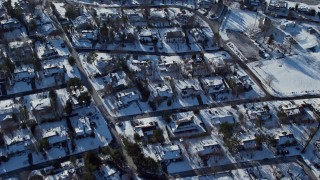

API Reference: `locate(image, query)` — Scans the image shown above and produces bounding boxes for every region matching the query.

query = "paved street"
[170,155,317,179]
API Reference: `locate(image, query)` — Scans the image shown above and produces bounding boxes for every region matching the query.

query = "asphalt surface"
[171,155,317,179]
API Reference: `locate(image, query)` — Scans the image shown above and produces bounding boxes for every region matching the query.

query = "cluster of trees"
[38,138,50,152]
[49,90,57,113]
[68,56,76,66]
[87,52,98,64]
[0,58,15,77]
[78,91,91,106]
[67,77,83,93]
[65,6,81,20]
[99,24,116,42]
[3,0,23,22]
[123,139,160,175]
[219,122,241,153]
[83,151,102,180]
[101,147,125,168]
[136,80,150,102]
[277,110,289,124]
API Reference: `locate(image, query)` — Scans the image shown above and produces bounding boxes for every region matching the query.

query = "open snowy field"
[220,6,260,41]
[249,53,320,96]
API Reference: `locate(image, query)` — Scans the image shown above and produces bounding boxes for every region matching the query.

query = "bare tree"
[247,23,260,37]
[265,74,275,86]
[287,37,296,53]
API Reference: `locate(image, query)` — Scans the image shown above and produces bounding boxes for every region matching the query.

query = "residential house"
[208,57,229,74]
[158,59,180,75]
[242,136,258,150]
[8,40,34,64]
[267,0,288,17]
[247,104,272,121]
[3,129,31,157]
[276,132,296,146]
[40,126,68,147]
[0,102,18,128]
[38,42,60,60]
[199,0,214,9]
[68,95,82,111]
[133,120,159,138]
[31,97,56,123]
[100,164,121,179]
[130,59,153,78]
[127,13,145,26]
[116,89,140,108]
[165,31,185,43]
[71,11,94,30]
[73,116,93,139]
[184,57,211,77]
[13,67,36,83]
[280,104,305,119]
[80,30,98,42]
[243,0,260,11]
[94,57,117,75]
[200,76,229,98]
[102,71,128,91]
[204,109,235,125]
[168,113,206,137]
[0,18,21,31]
[155,144,183,163]
[52,3,69,25]
[148,81,173,102]
[43,64,65,78]
[149,10,170,27]
[30,7,56,35]
[139,30,157,45]
[175,79,203,98]
[197,140,223,158]
[205,51,232,74]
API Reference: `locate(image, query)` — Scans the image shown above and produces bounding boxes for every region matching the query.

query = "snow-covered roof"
[42,126,68,145]
[71,12,92,29]
[3,129,31,154]
[31,98,51,111]
[101,164,118,178]
[102,71,128,88]
[52,3,67,18]
[197,140,222,156]
[13,68,35,81]
[0,18,20,26]
[242,136,257,149]
[116,90,140,107]
[169,113,204,135]
[268,0,287,8]
[150,10,166,19]
[43,65,65,77]
[0,100,17,122]
[277,132,295,145]
[200,76,226,94]
[203,108,235,125]
[149,82,173,99]
[175,79,202,97]
[158,144,182,161]
[74,116,92,136]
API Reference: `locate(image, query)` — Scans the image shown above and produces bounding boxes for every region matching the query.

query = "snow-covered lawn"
[249,53,320,96]
[220,7,260,41]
